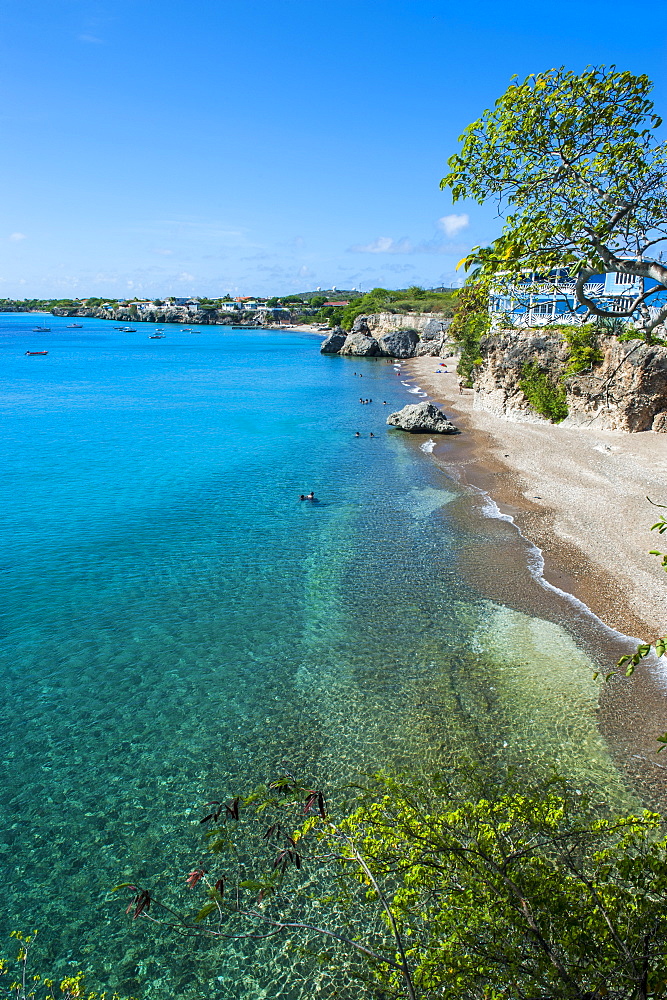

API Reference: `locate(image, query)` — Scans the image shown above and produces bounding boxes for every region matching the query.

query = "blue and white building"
[489,270,644,327]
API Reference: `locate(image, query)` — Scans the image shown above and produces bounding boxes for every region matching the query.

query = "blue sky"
[2,0,666,298]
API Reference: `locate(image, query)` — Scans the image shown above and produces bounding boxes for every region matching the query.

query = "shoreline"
[405,354,667,807]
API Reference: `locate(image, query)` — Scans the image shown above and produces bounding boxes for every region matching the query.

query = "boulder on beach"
[320,327,348,354]
[377,329,419,358]
[340,332,380,357]
[387,401,459,434]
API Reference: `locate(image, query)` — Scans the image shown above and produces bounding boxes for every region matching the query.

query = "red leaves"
[304,790,326,819]
[125,888,151,919]
[185,869,207,889]
[200,797,240,824]
[274,836,301,873]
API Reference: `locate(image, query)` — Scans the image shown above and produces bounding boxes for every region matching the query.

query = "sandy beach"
[407,353,667,805]
[408,354,667,637]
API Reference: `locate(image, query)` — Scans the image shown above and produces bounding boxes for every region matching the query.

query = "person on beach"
[458,378,465,394]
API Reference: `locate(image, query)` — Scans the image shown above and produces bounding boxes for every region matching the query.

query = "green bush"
[562,324,603,376]
[519,361,568,422]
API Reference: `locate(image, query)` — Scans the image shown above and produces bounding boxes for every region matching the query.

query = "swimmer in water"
[355,431,360,437]
[370,432,375,438]
[306,491,315,500]
[299,495,306,500]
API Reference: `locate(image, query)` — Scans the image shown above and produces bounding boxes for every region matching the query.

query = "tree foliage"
[0,931,132,1000]
[119,769,667,1000]
[442,66,667,338]
[448,283,490,385]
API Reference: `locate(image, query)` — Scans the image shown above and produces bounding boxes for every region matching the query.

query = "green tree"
[448,283,489,385]
[118,769,667,1000]
[442,66,667,340]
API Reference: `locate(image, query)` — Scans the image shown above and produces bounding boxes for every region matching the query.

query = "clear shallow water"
[1,315,634,998]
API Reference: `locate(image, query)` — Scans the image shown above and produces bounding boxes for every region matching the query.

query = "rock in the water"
[387,401,458,434]
[320,327,347,354]
[340,332,380,357]
[377,329,419,358]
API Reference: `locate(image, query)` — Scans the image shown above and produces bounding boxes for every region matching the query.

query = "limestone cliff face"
[473,329,667,432]
[321,312,453,359]
[354,312,452,340]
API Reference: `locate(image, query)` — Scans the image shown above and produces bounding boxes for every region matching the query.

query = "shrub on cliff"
[519,361,569,422]
[562,325,604,377]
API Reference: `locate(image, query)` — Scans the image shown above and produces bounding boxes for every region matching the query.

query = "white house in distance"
[490,270,644,327]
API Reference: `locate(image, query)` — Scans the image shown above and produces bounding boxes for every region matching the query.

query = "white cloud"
[9,232,26,241]
[179,272,195,281]
[438,214,469,238]
[350,236,413,254]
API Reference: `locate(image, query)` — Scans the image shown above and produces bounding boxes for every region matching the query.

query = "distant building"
[323,301,349,307]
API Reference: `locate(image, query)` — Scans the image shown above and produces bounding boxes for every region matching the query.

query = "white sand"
[408,355,667,637]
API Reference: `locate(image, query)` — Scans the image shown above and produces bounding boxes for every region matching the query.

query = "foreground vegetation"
[0,932,131,1000]
[117,766,667,999]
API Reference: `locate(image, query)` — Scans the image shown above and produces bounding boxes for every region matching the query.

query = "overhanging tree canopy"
[442,66,667,337]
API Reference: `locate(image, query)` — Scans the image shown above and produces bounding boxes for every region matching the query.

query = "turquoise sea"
[0,314,636,998]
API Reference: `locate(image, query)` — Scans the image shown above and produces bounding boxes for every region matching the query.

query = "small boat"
[66,323,83,328]
[32,326,51,332]
[180,328,192,332]
[120,327,137,332]
[26,350,48,355]
[148,333,165,339]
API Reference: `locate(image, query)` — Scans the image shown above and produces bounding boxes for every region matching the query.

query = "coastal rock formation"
[320,327,348,354]
[387,401,459,434]
[339,332,380,357]
[473,329,667,432]
[322,312,453,359]
[49,304,270,327]
[376,329,420,358]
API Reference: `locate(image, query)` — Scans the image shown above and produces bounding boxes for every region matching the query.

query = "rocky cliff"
[321,312,453,359]
[50,305,267,326]
[473,328,667,432]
